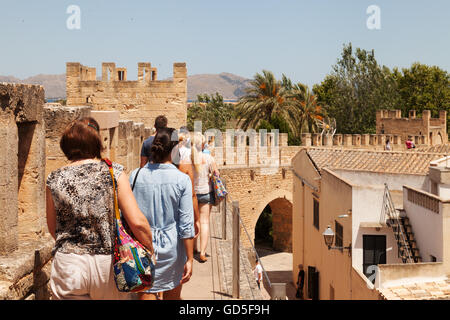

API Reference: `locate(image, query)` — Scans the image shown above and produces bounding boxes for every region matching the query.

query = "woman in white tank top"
[190,133,219,262]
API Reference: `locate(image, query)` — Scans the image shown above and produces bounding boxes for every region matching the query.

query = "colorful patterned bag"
[103,159,156,293]
[211,171,228,205]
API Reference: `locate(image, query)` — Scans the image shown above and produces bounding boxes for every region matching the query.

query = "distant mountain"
[0,74,66,99]
[186,72,251,100]
[0,72,251,100]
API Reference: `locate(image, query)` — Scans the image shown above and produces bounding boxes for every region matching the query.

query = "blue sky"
[0,0,449,87]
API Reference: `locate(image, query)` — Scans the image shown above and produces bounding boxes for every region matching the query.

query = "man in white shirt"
[254,259,263,290]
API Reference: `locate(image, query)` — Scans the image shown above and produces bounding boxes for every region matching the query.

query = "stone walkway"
[256,247,298,300]
[182,202,269,300]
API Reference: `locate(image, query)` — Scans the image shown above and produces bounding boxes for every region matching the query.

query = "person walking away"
[385,138,391,151]
[254,259,263,290]
[130,127,195,300]
[405,137,416,150]
[140,115,168,167]
[177,127,191,161]
[296,264,305,299]
[189,132,220,263]
[174,129,200,249]
[46,117,154,300]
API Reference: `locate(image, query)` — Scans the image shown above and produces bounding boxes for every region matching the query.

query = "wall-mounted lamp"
[322,225,352,256]
[338,209,352,219]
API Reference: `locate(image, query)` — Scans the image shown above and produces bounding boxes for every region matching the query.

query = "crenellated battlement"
[202,131,301,168]
[66,61,188,130]
[300,132,430,150]
[376,109,447,146]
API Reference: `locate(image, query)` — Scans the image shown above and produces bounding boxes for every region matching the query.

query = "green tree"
[393,63,450,131]
[313,43,401,134]
[187,93,235,132]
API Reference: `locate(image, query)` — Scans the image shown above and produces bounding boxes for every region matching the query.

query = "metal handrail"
[223,186,273,289]
[382,184,414,263]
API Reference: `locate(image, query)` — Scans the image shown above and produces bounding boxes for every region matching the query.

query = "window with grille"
[313,199,319,230]
[335,221,343,250]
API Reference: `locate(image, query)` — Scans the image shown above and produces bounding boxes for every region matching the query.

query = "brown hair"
[60,117,104,161]
[150,127,179,163]
[154,115,168,131]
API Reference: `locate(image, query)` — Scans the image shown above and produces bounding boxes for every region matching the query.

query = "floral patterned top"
[46,161,123,256]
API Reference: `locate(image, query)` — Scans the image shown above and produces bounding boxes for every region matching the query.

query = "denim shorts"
[197,191,215,204]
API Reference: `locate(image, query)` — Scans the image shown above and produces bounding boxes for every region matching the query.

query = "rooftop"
[305,147,447,175]
[378,279,450,300]
[416,143,450,154]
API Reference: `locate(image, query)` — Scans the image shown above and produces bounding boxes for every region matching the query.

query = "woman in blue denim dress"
[130,127,195,300]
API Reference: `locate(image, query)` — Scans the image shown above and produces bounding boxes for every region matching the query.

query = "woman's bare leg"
[162,284,183,300]
[138,292,159,300]
[199,203,212,256]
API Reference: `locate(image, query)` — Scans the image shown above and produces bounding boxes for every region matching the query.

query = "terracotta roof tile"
[416,144,450,154]
[306,147,446,175]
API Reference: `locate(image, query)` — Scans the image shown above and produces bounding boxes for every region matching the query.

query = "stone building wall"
[66,62,187,130]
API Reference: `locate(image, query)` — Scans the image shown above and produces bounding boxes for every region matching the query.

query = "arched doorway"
[255,204,273,249]
[438,132,444,145]
[254,197,293,252]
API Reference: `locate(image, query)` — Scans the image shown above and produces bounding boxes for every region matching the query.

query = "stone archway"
[218,166,294,251]
[252,189,293,253]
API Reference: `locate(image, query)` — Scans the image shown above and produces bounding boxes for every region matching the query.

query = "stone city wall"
[0,85,153,300]
[220,166,293,252]
[1,83,302,298]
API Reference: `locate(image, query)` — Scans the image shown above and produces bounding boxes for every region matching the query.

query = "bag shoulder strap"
[131,168,142,191]
[102,158,120,220]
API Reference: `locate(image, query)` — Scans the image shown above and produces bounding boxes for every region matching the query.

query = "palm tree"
[236,70,299,132]
[285,83,324,135]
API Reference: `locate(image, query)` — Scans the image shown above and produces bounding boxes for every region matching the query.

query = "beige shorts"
[50,251,132,300]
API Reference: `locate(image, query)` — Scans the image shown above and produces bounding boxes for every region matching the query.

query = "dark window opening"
[335,221,343,250]
[431,255,437,262]
[363,235,386,283]
[313,198,319,230]
[118,71,125,81]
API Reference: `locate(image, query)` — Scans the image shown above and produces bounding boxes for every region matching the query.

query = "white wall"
[438,183,450,199]
[403,188,443,262]
[334,170,429,192]
[351,185,403,276]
